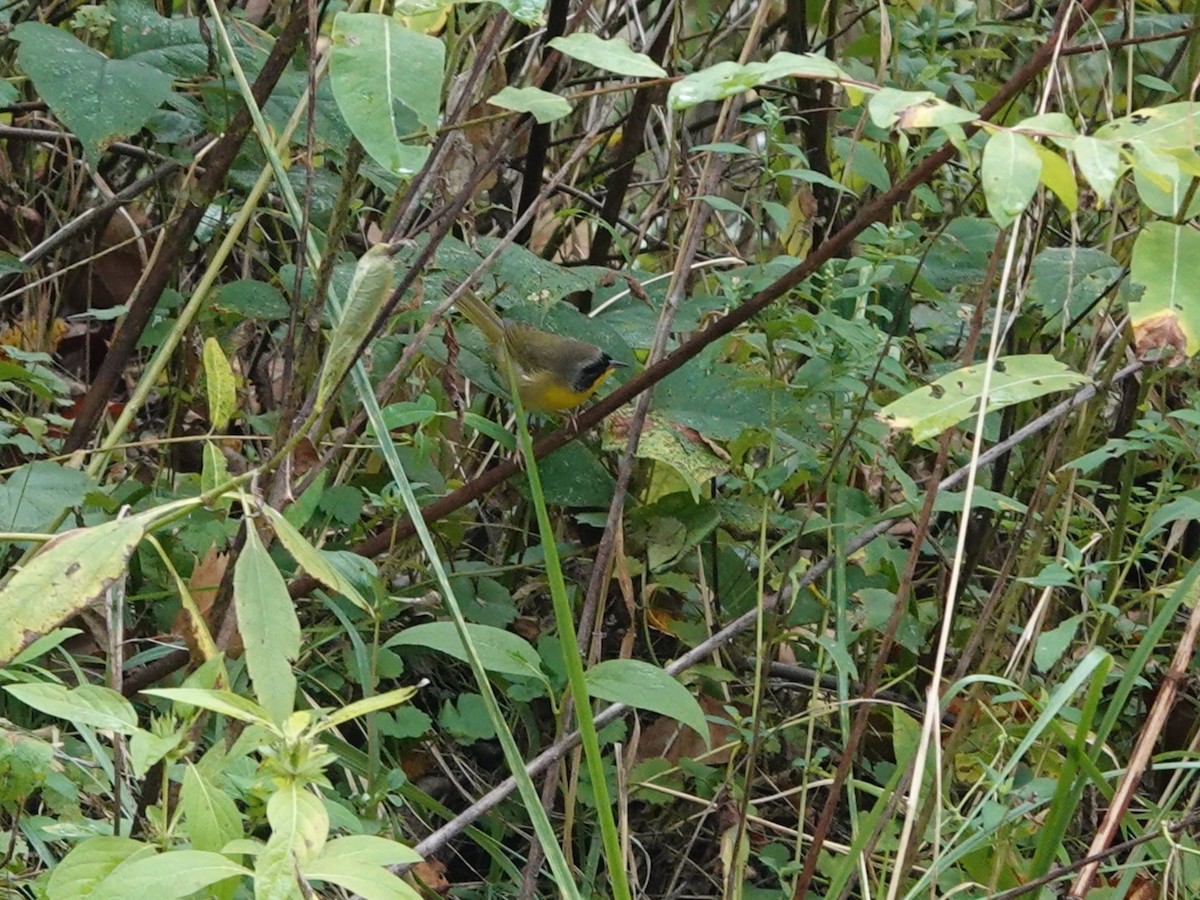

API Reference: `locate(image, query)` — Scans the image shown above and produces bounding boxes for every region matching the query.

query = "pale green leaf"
[142,688,272,725]
[0,516,144,665]
[1095,101,1200,150]
[316,244,396,410]
[548,33,666,78]
[489,86,572,124]
[314,835,422,867]
[201,441,231,498]
[94,850,250,898]
[314,686,421,734]
[234,522,300,724]
[203,337,237,431]
[267,783,329,865]
[1072,135,1122,202]
[181,764,244,853]
[980,131,1042,226]
[867,87,935,129]
[1034,616,1081,672]
[253,830,301,900]
[478,0,545,25]
[46,837,154,899]
[4,682,138,734]
[0,461,95,532]
[259,505,370,613]
[128,727,181,777]
[877,355,1089,443]
[302,857,423,900]
[668,53,846,111]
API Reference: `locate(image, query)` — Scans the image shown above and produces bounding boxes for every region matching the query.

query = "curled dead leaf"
[1132,311,1188,367]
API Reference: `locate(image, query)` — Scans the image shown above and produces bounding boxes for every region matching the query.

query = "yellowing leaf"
[0,517,145,665]
[878,355,1089,443]
[202,337,237,431]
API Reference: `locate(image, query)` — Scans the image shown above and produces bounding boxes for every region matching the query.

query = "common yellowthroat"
[454,292,625,413]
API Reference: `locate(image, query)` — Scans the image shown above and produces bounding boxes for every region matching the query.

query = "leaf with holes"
[877,355,1089,443]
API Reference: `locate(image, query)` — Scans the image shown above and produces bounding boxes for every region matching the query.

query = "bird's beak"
[608,360,628,369]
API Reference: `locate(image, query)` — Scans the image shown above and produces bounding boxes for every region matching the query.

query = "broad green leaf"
[655,357,798,440]
[316,244,396,410]
[526,442,616,508]
[834,136,890,190]
[314,835,422,867]
[668,61,757,110]
[314,685,421,733]
[303,857,423,899]
[46,837,154,899]
[233,524,300,724]
[877,355,1090,443]
[1148,494,1200,539]
[181,764,244,853]
[3,683,138,733]
[549,33,666,78]
[94,850,251,898]
[1072,135,1122,202]
[12,23,171,165]
[128,727,181,777]
[212,280,291,321]
[142,688,272,725]
[107,0,261,79]
[0,460,95,532]
[267,783,329,864]
[814,634,858,681]
[919,217,1001,292]
[1129,221,1200,358]
[200,441,231,498]
[329,12,443,175]
[1133,74,1176,94]
[980,131,1041,226]
[254,830,301,900]
[1034,615,1081,672]
[1027,247,1123,320]
[385,621,545,681]
[0,517,144,665]
[488,86,572,124]
[585,659,709,748]
[891,707,936,788]
[203,337,237,431]
[258,505,370,613]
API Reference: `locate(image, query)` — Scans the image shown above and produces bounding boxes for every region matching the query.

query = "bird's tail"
[454,291,505,345]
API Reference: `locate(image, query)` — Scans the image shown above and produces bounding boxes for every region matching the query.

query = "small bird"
[454,292,625,413]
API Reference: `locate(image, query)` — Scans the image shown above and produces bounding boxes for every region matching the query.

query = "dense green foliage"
[2,0,1200,897]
